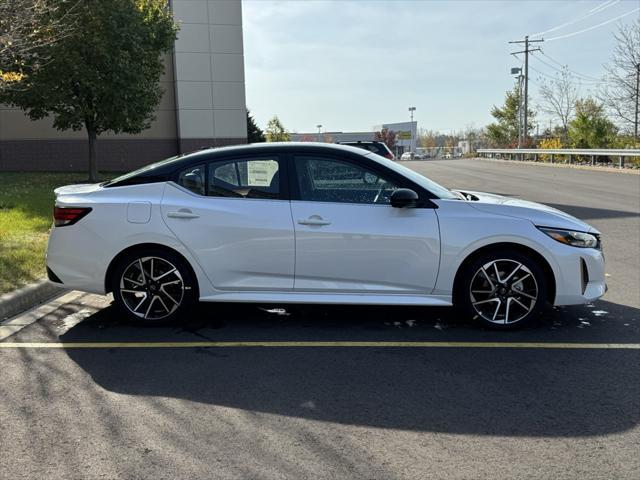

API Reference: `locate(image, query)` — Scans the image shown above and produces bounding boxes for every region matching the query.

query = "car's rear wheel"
[111,249,197,325]
[458,250,547,329]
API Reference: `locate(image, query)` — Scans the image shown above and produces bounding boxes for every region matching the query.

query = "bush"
[538,137,564,162]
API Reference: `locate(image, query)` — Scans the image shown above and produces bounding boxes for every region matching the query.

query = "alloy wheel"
[119,256,184,320]
[469,259,538,325]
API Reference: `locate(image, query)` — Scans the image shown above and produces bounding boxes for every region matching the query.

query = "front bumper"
[553,246,606,306]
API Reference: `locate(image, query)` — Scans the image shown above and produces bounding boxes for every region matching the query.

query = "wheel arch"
[452,242,556,304]
[105,243,200,298]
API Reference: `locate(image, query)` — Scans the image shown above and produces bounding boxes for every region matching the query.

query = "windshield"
[364,152,459,199]
[102,154,184,186]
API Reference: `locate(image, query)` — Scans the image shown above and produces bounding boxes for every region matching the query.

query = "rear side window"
[177,164,205,195]
[208,158,280,199]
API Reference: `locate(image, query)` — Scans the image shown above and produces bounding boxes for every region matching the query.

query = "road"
[1,159,639,479]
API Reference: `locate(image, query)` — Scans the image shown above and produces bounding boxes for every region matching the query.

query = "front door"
[289,154,440,294]
[162,155,295,291]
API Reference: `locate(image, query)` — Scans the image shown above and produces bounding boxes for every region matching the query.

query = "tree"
[418,129,437,148]
[487,85,536,147]
[1,0,177,181]
[538,67,579,140]
[0,0,77,92]
[568,98,618,148]
[373,128,396,151]
[462,125,490,151]
[265,116,290,142]
[599,18,639,135]
[246,110,265,143]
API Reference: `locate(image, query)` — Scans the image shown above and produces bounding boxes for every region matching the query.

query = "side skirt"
[199,292,453,306]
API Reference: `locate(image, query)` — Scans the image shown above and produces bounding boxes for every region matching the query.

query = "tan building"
[0,0,248,172]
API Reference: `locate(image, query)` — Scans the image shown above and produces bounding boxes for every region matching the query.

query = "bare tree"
[0,0,76,91]
[599,18,640,135]
[538,67,579,140]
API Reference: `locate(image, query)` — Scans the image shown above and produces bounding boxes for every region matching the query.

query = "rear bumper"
[46,224,109,294]
[46,266,63,284]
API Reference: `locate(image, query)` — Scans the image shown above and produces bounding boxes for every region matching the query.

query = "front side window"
[177,164,205,195]
[208,158,280,199]
[295,155,398,204]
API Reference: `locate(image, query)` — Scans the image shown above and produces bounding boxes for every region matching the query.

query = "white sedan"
[46,143,606,329]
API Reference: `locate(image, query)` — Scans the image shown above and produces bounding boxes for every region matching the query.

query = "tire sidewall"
[458,250,548,330]
[111,248,197,326]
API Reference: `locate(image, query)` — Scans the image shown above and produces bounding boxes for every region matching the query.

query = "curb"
[0,279,67,322]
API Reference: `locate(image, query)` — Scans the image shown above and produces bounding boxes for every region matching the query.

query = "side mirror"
[390,188,419,208]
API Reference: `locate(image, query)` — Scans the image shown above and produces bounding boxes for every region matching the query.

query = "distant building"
[373,121,417,154]
[0,0,247,171]
[289,131,376,143]
[458,140,471,155]
[290,120,418,156]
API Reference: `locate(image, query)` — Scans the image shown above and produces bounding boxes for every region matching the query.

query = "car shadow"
[475,195,638,221]
[58,299,640,437]
[543,203,639,221]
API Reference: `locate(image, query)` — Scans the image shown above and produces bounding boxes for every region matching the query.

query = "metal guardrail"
[477,148,640,168]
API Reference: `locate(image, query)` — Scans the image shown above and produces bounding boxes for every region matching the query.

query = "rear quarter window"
[177,164,205,195]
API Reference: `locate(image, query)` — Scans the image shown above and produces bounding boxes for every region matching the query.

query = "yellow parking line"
[0,341,639,349]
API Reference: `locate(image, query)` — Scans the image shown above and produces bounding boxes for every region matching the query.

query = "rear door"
[162,154,295,291]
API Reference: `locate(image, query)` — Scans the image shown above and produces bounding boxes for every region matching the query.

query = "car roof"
[106,142,376,187]
[193,141,371,157]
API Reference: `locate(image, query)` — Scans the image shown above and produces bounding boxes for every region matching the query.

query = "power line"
[529,0,620,38]
[538,51,603,82]
[545,7,640,42]
[528,63,601,87]
[532,52,605,83]
[515,52,603,88]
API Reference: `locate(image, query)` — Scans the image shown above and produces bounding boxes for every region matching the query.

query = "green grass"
[0,172,117,295]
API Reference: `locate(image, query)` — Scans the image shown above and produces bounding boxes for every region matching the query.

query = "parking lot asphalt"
[1,159,639,479]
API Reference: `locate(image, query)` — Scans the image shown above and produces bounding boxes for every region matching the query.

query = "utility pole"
[316,124,322,142]
[510,36,543,146]
[635,63,639,139]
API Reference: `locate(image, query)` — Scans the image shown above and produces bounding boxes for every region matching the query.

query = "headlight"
[538,227,600,249]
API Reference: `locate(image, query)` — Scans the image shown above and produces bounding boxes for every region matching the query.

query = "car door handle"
[298,215,331,226]
[167,209,200,219]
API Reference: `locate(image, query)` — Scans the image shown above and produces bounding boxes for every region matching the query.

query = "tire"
[457,249,548,330]
[111,248,197,326]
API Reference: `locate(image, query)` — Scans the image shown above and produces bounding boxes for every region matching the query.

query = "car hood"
[454,190,598,234]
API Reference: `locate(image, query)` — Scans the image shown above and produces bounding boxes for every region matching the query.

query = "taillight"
[384,152,394,159]
[53,207,92,227]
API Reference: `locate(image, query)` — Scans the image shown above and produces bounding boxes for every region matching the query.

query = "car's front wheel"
[111,249,197,325]
[458,250,547,329]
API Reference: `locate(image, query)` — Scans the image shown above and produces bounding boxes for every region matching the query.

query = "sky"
[242,0,640,134]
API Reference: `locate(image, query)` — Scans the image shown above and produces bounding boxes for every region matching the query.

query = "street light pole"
[408,106,416,153]
[316,124,322,142]
[511,67,523,147]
